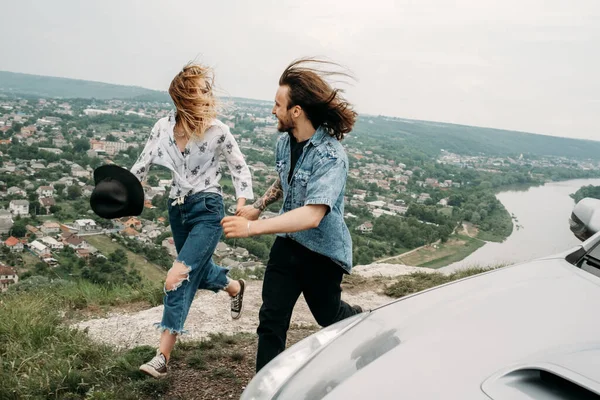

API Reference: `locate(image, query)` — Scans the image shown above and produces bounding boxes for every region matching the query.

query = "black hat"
[90,164,145,219]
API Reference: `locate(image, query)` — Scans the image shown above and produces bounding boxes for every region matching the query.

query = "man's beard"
[277,118,294,133]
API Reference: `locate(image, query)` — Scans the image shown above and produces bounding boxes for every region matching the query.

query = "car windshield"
[578,241,600,278]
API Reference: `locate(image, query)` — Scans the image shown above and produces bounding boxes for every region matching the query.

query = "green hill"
[353,116,600,160]
[0,70,170,101]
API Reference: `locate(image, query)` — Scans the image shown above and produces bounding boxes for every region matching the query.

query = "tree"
[147,175,159,187]
[73,138,90,152]
[30,201,43,216]
[54,183,65,196]
[67,185,82,200]
[11,222,27,238]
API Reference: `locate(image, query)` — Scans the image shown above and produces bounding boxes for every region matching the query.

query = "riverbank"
[394,177,600,270]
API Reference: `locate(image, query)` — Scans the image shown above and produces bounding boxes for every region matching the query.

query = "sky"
[1,0,599,141]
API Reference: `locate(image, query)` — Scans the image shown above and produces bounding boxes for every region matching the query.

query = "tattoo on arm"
[253,178,283,211]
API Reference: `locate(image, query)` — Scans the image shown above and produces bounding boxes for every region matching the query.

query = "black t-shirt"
[288,134,308,183]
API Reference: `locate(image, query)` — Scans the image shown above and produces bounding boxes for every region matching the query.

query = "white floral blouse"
[130,111,253,201]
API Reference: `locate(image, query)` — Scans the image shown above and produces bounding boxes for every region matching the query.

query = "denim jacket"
[275,126,353,272]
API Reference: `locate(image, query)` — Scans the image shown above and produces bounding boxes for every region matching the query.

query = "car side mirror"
[569,197,600,242]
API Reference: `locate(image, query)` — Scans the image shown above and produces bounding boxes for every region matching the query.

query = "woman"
[133,63,253,378]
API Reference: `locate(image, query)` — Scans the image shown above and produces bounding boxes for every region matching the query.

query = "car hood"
[276,259,600,399]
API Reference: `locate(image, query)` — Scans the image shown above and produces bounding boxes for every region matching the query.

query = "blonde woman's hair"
[169,63,217,139]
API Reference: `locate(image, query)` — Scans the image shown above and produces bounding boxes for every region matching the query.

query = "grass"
[11,277,164,311]
[85,235,165,282]
[477,230,509,242]
[384,267,494,298]
[20,252,40,270]
[0,283,168,400]
[388,234,485,269]
[418,236,486,269]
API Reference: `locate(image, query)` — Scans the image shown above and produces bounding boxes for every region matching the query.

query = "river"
[441,178,600,272]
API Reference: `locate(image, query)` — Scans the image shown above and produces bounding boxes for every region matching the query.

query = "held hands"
[236,205,261,221]
[221,216,253,238]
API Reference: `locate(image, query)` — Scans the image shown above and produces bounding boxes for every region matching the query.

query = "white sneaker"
[139,349,168,379]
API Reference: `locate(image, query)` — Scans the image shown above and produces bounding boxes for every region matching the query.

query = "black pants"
[256,237,358,372]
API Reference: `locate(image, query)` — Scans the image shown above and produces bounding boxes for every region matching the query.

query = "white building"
[40,236,64,250]
[0,264,18,293]
[36,186,55,198]
[29,240,50,257]
[356,222,373,233]
[9,200,29,216]
[74,219,100,233]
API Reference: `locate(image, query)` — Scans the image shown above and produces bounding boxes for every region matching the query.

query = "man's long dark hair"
[279,58,357,141]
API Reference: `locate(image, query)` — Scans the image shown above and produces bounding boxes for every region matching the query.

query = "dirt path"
[73,281,392,349]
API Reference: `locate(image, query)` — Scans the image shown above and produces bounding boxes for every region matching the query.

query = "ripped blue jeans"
[158,192,230,334]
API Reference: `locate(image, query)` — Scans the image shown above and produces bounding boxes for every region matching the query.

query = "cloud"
[0,0,598,140]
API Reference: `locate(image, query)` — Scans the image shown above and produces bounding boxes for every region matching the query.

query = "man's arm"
[223,204,328,237]
[252,178,283,211]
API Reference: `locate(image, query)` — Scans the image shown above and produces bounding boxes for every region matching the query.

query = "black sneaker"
[352,305,364,314]
[231,279,245,320]
[139,350,168,379]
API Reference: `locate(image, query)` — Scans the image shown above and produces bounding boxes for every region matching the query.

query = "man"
[221,58,363,372]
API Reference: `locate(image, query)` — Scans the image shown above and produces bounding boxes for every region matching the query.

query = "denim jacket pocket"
[292,169,311,207]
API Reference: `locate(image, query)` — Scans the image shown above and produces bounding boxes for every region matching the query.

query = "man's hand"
[221,216,252,238]
[236,205,261,221]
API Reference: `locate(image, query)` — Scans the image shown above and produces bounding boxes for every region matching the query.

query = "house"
[75,248,92,259]
[62,233,89,250]
[56,177,75,186]
[122,227,139,237]
[82,185,95,197]
[233,247,249,258]
[417,193,432,204]
[39,197,56,213]
[366,200,386,209]
[387,204,408,214]
[146,229,162,239]
[71,166,91,179]
[4,236,24,252]
[36,186,54,198]
[0,264,18,293]
[372,208,396,218]
[356,222,374,233]
[9,200,29,216]
[221,257,242,269]
[74,219,100,233]
[40,236,64,250]
[7,186,25,196]
[214,242,231,258]
[0,211,13,234]
[29,240,51,257]
[123,217,142,230]
[26,225,40,236]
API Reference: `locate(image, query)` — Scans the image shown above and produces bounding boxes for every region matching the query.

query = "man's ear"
[292,105,302,118]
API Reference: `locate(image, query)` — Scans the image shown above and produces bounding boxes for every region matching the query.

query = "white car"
[241,198,600,399]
